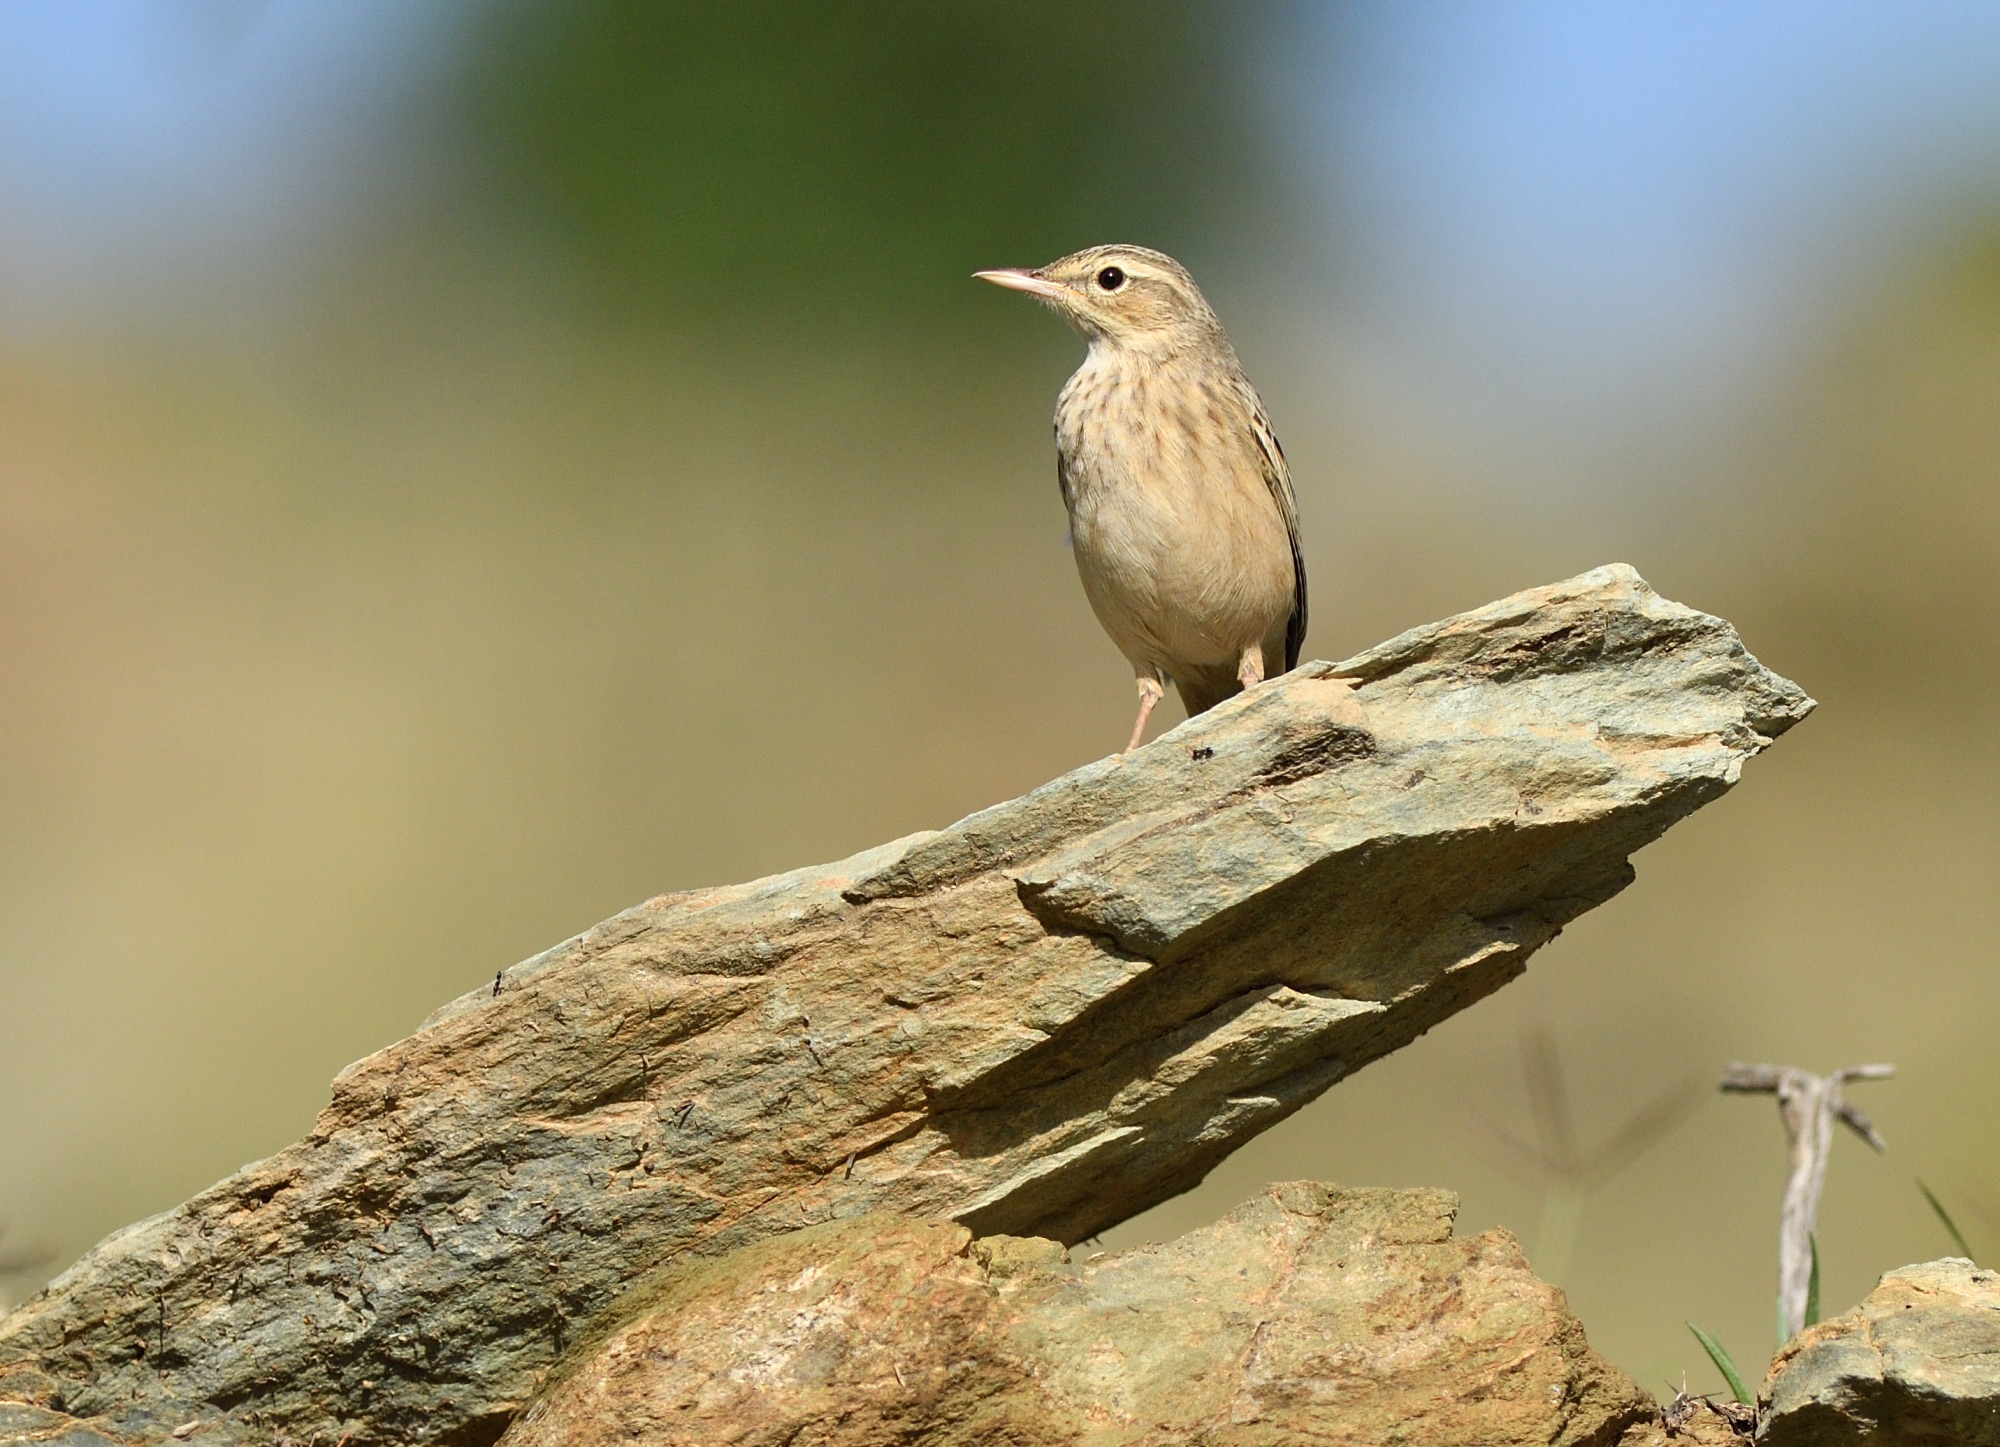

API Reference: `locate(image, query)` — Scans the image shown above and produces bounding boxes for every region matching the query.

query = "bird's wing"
[1243,387,1308,671]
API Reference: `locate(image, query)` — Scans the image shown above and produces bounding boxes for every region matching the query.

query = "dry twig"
[1721,1061,1892,1340]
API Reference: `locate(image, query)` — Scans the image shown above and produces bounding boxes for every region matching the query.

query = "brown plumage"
[977,244,1307,752]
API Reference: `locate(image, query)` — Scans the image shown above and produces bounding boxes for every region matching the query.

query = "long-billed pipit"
[977,245,1307,754]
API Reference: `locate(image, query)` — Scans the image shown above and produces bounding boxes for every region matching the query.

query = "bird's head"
[976,245,1223,354]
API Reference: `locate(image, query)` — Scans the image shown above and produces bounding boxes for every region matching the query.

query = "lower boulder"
[503,1182,1661,1447]
[1761,1257,2000,1446]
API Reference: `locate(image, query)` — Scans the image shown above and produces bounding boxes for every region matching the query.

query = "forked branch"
[1722,1061,1893,1341]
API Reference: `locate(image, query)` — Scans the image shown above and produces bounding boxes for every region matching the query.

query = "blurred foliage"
[459,0,1285,326]
[1757,217,2000,681]
[1947,221,2000,308]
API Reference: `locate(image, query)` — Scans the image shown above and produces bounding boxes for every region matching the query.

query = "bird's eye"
[1096,266,1126,291]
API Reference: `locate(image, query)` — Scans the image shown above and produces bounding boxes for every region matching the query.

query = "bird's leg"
[1237,644,1266,693]
[1124,670,1166,755]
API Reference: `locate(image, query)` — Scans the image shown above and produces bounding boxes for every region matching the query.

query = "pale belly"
[1066,458,1294,675]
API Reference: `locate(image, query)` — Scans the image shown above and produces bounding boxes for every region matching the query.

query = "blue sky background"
[1288,1,2000,451]
[10,1,2000,408]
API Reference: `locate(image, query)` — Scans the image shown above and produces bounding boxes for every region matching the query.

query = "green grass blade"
[1687,1321,1753,1405]
[1919,1180,1977,1262]
[1805,1233,1821,1328]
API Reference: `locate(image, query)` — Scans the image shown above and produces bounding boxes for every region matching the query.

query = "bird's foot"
[1236,644,1267,694]
[1122,674,1167,755]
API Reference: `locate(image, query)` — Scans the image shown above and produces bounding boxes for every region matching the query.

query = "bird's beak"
[974,268,1065,301]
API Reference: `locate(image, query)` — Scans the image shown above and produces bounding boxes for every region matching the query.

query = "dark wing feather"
[1244,389,1308,670]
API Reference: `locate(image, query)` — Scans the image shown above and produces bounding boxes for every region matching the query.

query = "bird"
[976,245,1307,755]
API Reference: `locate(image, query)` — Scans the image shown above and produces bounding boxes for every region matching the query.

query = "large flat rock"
[0,565,1810,1445]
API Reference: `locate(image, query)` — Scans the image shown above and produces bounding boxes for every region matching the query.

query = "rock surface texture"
[0,566,1811,1445]
[501,1183,1664,1447]
[1761,1257,2000,1445]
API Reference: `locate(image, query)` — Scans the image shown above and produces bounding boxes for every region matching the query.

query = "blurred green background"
[3,0,1998,1398]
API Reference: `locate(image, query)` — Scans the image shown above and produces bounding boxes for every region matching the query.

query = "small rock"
[968,1234,1070,1278]
[1761,1257,2000,1445]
